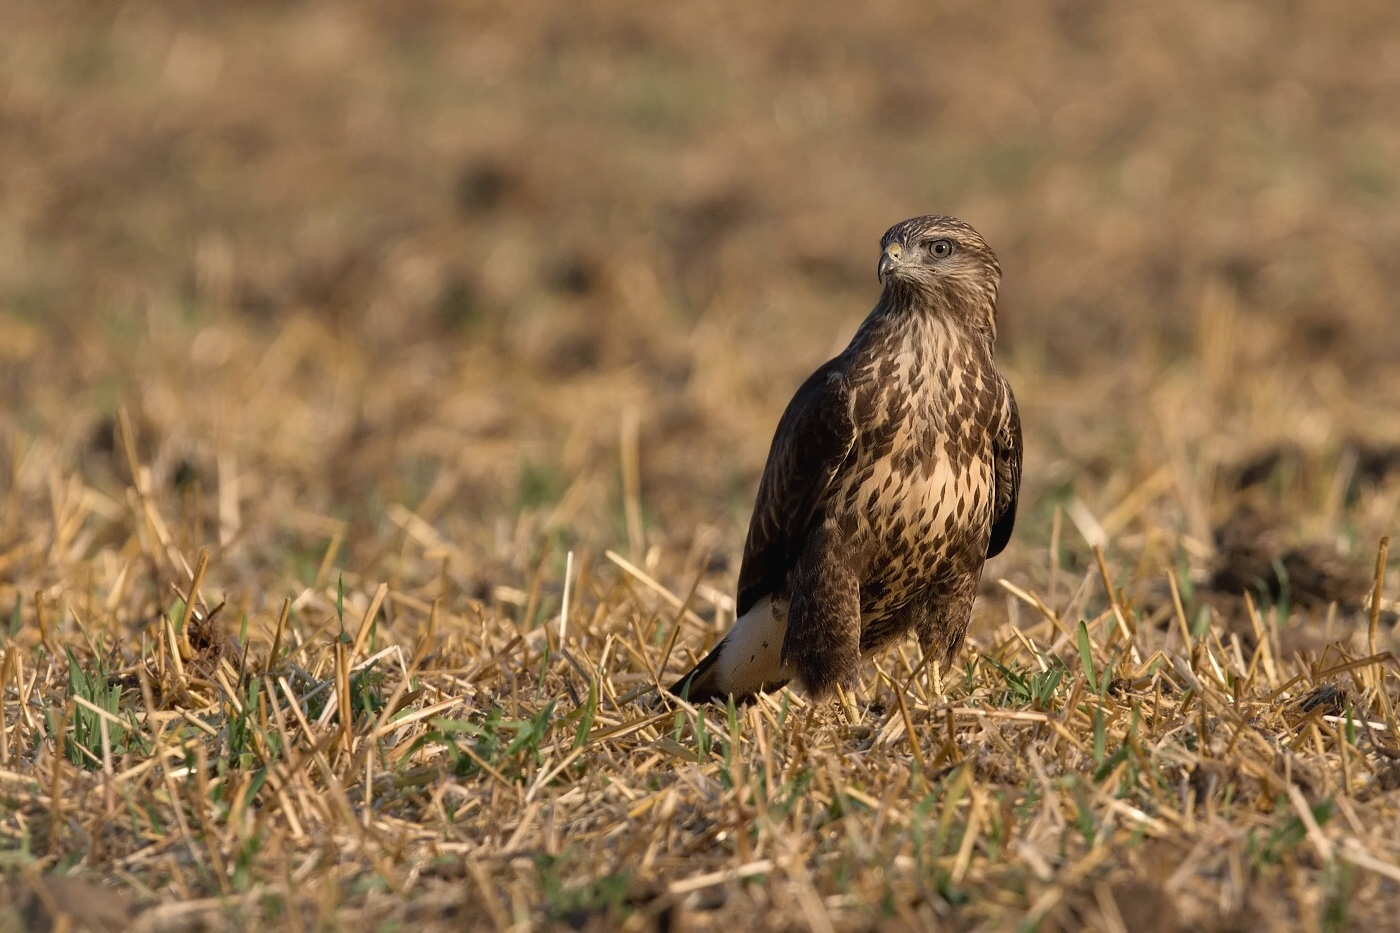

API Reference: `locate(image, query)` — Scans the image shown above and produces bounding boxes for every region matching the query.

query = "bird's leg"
[913,571,981,667]
[783,520,861,700]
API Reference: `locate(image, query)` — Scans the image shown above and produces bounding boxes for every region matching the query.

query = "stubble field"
[2,2,1400,930]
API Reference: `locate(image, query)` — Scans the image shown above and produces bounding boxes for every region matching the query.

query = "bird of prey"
[671,215,1021,704]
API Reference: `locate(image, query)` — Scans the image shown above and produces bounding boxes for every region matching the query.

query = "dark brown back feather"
[735,359,856,616]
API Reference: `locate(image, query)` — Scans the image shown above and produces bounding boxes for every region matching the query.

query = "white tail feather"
[707,595,793,697]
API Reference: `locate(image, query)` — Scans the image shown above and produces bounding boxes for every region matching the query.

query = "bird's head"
[876,215,1001,342]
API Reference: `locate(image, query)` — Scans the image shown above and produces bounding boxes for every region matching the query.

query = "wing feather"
[986,377,1021,559]
[735,358,856,616]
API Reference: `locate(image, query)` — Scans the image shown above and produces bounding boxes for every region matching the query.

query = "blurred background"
[2,1,1399,633]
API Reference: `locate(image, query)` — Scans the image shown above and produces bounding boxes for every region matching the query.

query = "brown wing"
[987,376,1021,559]
[735,358,856,616]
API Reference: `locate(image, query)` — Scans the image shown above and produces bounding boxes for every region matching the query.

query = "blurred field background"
[2,2,1400,931]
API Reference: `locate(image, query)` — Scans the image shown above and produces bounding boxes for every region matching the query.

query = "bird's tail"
[669,595,793,704]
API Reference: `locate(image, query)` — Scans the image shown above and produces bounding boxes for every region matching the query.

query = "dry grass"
[3,2,1400,931]
[2,300,1399,933]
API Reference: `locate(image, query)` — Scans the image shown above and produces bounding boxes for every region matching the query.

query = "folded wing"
[671,358,856,702]
[986,377,1021,559]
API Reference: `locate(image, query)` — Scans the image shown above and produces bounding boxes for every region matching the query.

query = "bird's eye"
[928,239,954,258]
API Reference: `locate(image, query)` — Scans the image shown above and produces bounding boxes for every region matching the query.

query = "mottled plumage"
[672,216,1022,704]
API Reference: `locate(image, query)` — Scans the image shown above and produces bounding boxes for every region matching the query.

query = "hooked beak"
[877,243,902,283]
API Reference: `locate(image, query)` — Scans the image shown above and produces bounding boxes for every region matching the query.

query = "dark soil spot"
[1207,506,1370,612]
[455,159,520,218]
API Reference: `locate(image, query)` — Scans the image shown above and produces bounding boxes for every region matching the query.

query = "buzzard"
[671,215,1021,703]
